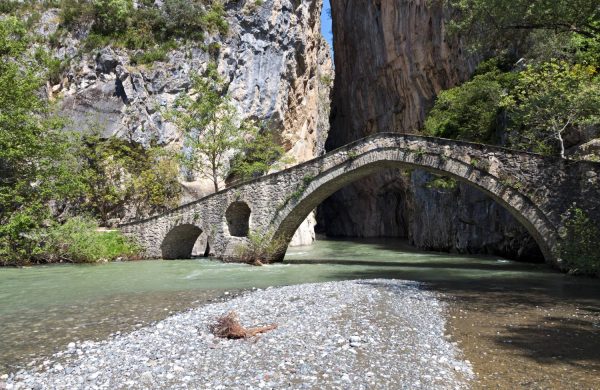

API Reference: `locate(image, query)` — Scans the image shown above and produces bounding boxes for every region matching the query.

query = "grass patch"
[130,42,175,65]
[425,176,458,191]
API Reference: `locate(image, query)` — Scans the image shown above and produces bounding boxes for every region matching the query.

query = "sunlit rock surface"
[40,0,332,243]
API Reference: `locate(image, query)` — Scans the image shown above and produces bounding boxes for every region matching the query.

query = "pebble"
[5,280,473,389]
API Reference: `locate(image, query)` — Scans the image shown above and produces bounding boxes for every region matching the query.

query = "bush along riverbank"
[3,280,473,389]
[0,217,140,266]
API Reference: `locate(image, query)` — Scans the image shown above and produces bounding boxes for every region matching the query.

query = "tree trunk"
[557,119,570,159]
[558,133,566,159]
[212,166,219,192]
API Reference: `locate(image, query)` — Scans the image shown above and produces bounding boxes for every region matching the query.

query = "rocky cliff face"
[41,0,332,245]
[319,0,542,259]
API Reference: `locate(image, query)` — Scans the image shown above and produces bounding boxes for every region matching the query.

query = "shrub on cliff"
[57,0,228,49]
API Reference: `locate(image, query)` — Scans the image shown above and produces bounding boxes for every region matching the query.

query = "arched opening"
[226,201,251,237]
[161,224,203,259]
[191,232,211,257]
[271,153,554,264]
[316,169,544,261]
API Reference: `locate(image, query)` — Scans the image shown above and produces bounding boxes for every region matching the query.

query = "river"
[1,239,598,388]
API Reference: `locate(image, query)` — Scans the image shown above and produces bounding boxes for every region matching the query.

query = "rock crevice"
[320,0,542,259]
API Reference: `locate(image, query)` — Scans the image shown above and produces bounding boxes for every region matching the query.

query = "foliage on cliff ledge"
[428,0,600,159]
[1,0,228,51]
[60,0,228,49]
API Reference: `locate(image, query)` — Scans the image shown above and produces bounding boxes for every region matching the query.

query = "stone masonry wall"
[121,134,600,269]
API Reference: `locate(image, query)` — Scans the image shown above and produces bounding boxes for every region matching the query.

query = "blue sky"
[320,0,333,48]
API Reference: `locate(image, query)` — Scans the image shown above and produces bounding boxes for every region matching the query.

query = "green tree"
[169,64,288,191]
[559,207,600,276]
[168,64,256,191]
[229,126,291,182]
[78,135,181,224]
[506,61,600,158]
[424,66,515,143]
[446,0,600,53]
[0,17,87,263]
[129,147,181,218]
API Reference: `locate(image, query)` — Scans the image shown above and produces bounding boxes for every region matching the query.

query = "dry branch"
[211,311,277,339]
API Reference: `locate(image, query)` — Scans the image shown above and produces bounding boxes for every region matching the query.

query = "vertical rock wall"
[43,0,332,245]
[320,0,542,259]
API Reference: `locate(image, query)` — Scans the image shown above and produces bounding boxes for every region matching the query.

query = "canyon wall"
[320,0,543,259]
[40,0,332,244]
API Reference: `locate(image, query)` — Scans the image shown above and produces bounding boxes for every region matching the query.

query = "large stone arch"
[160,224,203,259]
[269,147,557,264]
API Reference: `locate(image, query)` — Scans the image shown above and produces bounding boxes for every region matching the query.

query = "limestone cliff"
[40,0,332,244]
[320,0,543,259]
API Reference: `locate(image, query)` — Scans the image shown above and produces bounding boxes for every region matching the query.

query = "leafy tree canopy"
[427,0,600,159]
[506,61,600,157]
[446,0,600,56]
[168,63,287,191]
[424,62,517,143]
[0,17,88,262]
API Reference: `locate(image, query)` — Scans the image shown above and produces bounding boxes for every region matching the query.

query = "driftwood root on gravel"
[211,311,277,339]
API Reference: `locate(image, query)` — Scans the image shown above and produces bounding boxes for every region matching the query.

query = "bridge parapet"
[120,134,600,267]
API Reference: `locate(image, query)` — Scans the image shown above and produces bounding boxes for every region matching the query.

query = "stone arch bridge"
[120,133,600,267]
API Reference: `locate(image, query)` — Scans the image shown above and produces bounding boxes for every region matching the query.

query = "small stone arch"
[161,224,203,259]
[226,201,251,237]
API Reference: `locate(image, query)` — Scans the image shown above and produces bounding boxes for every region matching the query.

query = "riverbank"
[442,284,600,389]
[3,280,473,389]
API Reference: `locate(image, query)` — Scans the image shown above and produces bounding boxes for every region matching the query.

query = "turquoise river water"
[1,238,599,381]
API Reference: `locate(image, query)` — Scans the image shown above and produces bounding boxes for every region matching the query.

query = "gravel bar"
[4,279,473,389]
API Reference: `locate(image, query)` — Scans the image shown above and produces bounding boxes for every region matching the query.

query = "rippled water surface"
[1,238,598,384]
